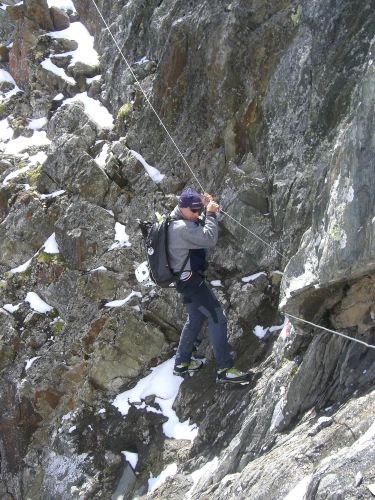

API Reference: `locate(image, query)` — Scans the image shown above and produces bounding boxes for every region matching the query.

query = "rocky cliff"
[0,0,374,499]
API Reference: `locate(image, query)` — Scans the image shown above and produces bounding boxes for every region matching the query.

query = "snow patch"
[62,92,113,129]
[122,451,138,470]
[187,457,219,499]
[41,58,75,85]
[270,398,285,431]
[25,292,53,313]
[46,22,99,66]
[148,463,177,493]
[2,165,31,185]
[10,258,33,274]
[135,56,150,65]
[28,117,48,130]
[90,266,107,272]
[112,357,198,441]
[3,303,22,313]
[47,0,76,11]
[39,189,65,199]
[0,118,13,141]
[28,151,48,166]
[0,68,22,101]
[283,474,313,500]
[94,143,109,168]
[43,233,60,254]
[3,131,50,155]
[253,325,268,339]
[282,256,317,306]
[129,150,165,183]
[109,222,131,249]
[25,356,41,371]
[104,291,142,308]
[87,75,101,84]
[242,272,267,283]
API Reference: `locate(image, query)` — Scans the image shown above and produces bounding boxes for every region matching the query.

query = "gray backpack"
[138,216,190,288]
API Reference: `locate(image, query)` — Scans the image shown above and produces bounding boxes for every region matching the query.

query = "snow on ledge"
[283,474,314,500]
[109,222,131,250]
[3,131,51,155]
[43,233,60,254]
[47,0,76,12]
[104,291,142,308]
[41,58,75,85]
[112,357,198,441]
[3,303,22,313]
[62,92,114,129]
[46,22,99,66]
[28,117,48,130]
[148,463,178,494]
[0,68,22,101]
[25,356,41,371]
[129,150,165,183]
[25,292,53,313]
[122,451,138,470]
[242,272,267,283]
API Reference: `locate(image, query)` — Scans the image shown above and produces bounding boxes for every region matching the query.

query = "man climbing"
[169,187,252,384]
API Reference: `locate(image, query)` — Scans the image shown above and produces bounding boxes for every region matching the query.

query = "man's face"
[180,206,202,221]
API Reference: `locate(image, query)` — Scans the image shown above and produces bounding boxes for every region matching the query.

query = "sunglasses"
[190,208,202,213]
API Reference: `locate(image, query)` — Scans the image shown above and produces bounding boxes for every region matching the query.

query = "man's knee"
[198,304,226,325]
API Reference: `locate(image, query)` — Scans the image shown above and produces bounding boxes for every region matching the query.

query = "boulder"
[49,6,70,31]
[54,201,115,271]
[88,309,167,393]
[0,192,59,268]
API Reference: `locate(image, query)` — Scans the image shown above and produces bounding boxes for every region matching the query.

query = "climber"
[169,187,252,384]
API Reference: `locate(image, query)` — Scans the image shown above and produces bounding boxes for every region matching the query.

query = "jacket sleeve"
[181,215,218,248]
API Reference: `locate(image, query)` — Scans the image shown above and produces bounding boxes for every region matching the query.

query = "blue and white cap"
[178,188,204,209]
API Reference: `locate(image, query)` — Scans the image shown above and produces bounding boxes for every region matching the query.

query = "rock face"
[0,0,374,499]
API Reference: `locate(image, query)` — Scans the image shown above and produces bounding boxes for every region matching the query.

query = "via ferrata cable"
[89,0,375,351]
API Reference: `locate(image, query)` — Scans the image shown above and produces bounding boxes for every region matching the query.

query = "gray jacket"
[168,206,218,273]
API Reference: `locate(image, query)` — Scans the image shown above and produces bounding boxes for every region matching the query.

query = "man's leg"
[175,300,205,365]
[193,283,233,369]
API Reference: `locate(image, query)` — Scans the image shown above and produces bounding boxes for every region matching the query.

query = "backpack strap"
[175,250,191,283]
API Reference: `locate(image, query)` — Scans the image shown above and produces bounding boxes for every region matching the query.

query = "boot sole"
[173,368,203,377]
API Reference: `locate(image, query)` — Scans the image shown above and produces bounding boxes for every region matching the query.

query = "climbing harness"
[89,0,375,352]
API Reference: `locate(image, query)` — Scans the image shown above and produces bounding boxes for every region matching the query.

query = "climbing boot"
[173,359,205,376]
[217,367,253,384]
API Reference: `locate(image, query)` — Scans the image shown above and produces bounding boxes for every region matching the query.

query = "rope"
[90,0,205,192]
[220,209,286,258]
[89,0,374,353]
[90,0,285,259]
[285,313,375,350]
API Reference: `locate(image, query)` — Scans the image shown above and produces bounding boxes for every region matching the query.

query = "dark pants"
[175,273,233,369]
